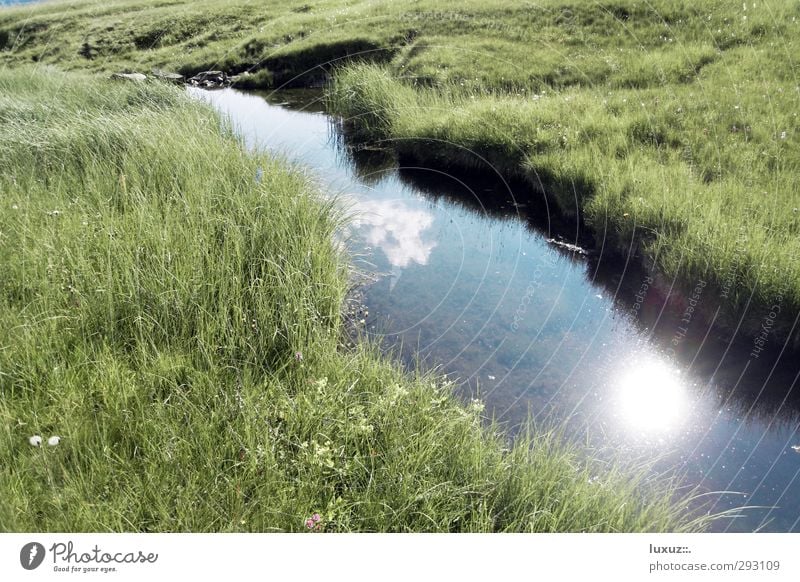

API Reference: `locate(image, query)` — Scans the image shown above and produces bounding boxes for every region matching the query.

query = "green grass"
[0,67,709,532]
[1,0,798,341]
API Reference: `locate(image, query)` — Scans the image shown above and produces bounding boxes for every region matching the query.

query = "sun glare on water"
[615,358,689,433]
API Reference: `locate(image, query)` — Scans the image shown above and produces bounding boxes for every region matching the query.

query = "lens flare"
[615,359,688,433]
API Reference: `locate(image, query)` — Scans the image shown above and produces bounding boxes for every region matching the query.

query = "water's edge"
[193,86,800,533]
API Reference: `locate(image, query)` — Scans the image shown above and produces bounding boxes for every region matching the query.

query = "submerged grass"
[0,67,710,532]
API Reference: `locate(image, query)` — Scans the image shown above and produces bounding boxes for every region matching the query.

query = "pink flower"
[305,518,315,529]
[312,513,321,523]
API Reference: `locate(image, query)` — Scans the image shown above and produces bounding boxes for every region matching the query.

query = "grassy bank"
[328,57,800,342]
[0,68,706,531]
[2,0,798,343]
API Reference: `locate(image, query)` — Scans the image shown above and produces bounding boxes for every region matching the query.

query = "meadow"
[1,0,797,341]
[0,67,714,531]
[5,0,794,533]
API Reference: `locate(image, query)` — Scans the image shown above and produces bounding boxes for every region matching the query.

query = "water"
[193,87,800,532]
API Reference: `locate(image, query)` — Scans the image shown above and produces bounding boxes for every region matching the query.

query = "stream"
[192,87,800,533]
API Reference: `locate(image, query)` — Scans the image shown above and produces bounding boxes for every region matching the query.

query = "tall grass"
[0,68,708,532]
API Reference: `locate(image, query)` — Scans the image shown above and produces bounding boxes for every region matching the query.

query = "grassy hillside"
[2,0,797,343]
[0,0,785,91]
[0,67,708,532]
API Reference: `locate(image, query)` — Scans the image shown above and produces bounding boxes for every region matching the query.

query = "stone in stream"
[545,237,590,255]
[188,70,229,88]
[151,69,184,83]
[111,72,147,82]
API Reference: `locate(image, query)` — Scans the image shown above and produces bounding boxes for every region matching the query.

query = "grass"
[0,67,710,532]
[1,0,798,342]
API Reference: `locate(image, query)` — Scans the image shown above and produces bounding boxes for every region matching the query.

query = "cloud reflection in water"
[351,198,437,288]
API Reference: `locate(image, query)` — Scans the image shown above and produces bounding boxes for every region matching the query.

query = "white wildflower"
[469,399,485,413]
[29,435,42,447]
[47,436,61,446]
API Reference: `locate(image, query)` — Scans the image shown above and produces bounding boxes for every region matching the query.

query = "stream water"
[192,87,800,532]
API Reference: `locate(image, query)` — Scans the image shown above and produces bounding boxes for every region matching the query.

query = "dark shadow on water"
[588,254,800,425]
[339,135,800,428]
